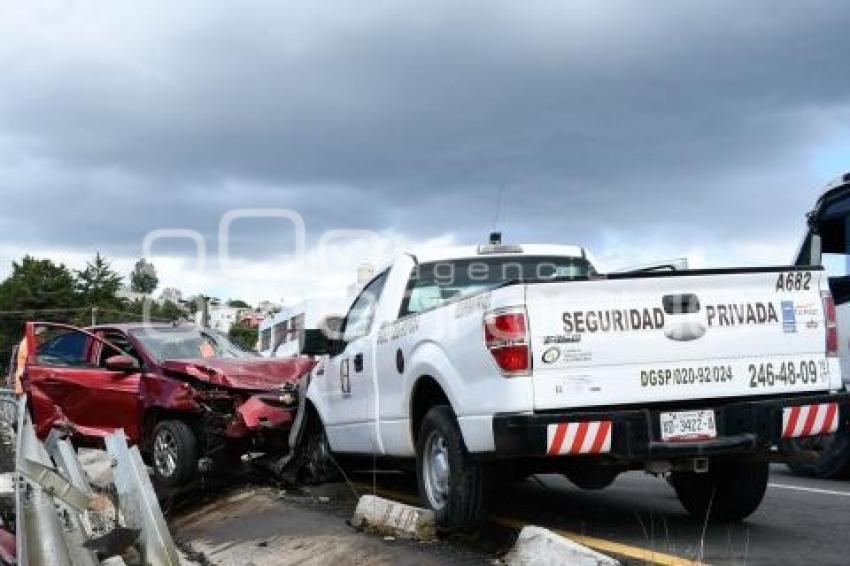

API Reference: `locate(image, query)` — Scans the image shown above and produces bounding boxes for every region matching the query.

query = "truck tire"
[152,420,199,487]
[786,426,850,479]
[416,405,485,532]
[671,461,768,522]
[302,413,339,485]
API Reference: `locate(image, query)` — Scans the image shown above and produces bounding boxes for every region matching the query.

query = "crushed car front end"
[154,357,315,456]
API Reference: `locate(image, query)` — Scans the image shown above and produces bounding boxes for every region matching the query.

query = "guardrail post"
[104,430,179,566]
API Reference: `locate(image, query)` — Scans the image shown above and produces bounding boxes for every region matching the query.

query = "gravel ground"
[168,483,492,566]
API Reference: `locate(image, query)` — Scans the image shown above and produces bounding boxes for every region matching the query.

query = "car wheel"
[416,405,485,532]
[152,420,198,487]
[786,426,850,479]
[671,461,768,522]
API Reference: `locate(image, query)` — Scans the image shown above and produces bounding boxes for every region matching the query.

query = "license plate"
[660,409,717,442]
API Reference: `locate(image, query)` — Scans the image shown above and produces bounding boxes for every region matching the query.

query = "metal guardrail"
[9,396,179,566]
[105,433,179,566]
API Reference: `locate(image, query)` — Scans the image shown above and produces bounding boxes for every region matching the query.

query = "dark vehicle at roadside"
[790,172,850,479]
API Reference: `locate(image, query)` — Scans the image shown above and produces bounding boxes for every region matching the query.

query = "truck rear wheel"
[671,461,768,521]
[416,405,485,532]
[152,420,199,487]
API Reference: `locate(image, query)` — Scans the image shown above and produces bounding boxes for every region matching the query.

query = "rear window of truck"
[400,255,593,315]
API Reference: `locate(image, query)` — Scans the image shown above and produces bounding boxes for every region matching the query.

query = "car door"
[321,270,389,453]
[24,322,143,441]
[795,174,850,384]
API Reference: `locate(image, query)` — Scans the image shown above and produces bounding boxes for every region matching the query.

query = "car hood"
[160,357,316,390]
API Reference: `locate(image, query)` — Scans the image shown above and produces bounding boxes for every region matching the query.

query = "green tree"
[228,322,258,351]
[159,300,187,321]
[119,298,185,324]
[227,299,250,308]
[0,256,79,313]
[76,252,123,307]
[130,258,158,294]
[0,256,81,369]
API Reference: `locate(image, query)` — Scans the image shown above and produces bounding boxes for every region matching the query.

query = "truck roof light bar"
[478,232,523,254]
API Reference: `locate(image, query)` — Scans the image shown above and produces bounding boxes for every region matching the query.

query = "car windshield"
[130,327,253,362]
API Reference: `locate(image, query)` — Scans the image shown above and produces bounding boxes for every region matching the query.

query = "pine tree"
[76,252,123,307]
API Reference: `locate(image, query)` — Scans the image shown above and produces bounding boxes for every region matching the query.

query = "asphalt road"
[483,466,848,565]
[356,464,849,565]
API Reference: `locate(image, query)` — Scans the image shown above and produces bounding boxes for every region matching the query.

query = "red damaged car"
[20,321,315,486]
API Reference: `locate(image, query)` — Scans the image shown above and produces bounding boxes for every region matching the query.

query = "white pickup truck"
[300,237,849,529]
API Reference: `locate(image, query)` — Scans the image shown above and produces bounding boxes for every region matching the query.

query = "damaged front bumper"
[223,387,300,438]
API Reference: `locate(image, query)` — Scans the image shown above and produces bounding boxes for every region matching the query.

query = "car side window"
[342,270,389,342]
[97,331,139,368]
[36,328,98,368]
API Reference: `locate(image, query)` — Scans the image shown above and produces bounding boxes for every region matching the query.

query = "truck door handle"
[340,359,351,396]
[353,353,364,373]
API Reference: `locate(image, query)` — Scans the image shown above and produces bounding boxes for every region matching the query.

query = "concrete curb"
[504,525,620,566]
[350,494,436,540]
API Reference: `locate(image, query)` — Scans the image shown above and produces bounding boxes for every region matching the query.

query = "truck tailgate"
[526,268,838,410]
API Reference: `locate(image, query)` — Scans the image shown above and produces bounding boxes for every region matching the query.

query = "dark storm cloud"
[1,0,849,261]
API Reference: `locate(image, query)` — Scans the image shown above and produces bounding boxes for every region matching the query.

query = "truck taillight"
[484,308,530,376]
[822,291,838,357]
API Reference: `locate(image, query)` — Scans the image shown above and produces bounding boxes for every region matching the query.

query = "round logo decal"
[542,347,561,364]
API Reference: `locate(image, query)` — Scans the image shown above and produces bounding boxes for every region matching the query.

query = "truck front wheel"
[416,405,485,532]
[671,461,768,521]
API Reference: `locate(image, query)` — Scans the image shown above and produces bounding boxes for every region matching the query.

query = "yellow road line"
[352,482,705,566]
[491,515,704,566]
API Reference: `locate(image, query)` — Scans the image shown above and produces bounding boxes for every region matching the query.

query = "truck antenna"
[494,183,505,230]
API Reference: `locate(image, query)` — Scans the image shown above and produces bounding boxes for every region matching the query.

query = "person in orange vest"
[13,336,27,395]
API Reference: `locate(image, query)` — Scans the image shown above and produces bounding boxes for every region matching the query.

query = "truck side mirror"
[300,329,331,356]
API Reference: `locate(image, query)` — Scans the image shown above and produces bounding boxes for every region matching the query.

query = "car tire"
[416,405,485,532]
[671,461,768,522]
[786,426,850,479]
[151,420,198,487]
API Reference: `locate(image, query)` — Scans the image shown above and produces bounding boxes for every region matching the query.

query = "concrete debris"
[350,495,436,541]
[504,526,620,566]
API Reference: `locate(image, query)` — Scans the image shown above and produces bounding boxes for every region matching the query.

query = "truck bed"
[524,265,841,410]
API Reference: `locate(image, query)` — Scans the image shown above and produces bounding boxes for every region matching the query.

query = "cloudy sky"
[1,1,849,304]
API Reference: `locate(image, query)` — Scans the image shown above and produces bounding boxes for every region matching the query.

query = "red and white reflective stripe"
[547,421,612,455]
[782,403,839,439]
